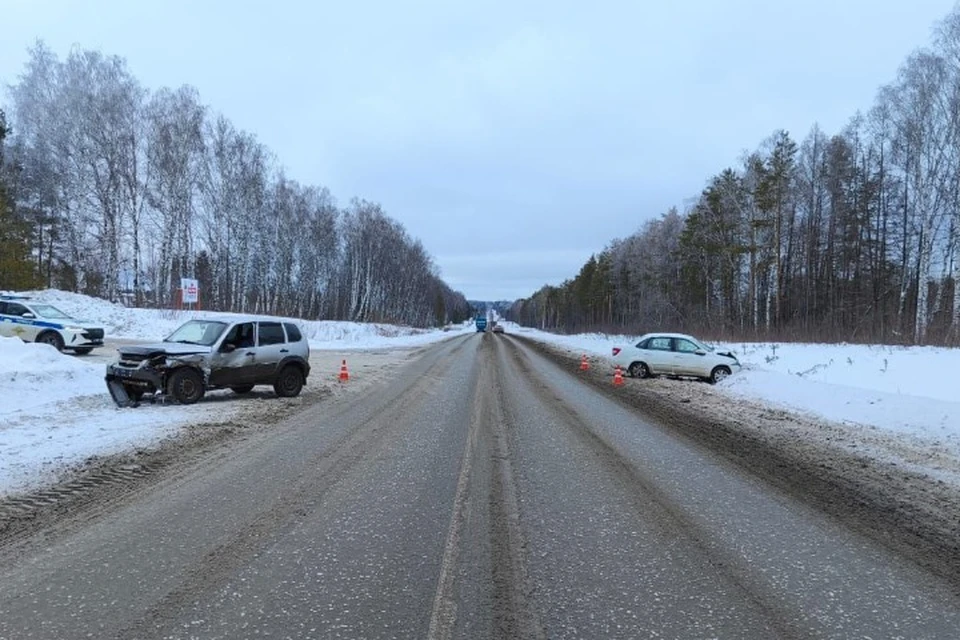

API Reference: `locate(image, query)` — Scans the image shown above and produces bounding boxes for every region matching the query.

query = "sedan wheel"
[710,366,731,384]
[37,332,64,352]
[628,362,649,379]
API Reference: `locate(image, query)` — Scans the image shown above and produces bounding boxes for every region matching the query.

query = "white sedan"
[611,332,741,383]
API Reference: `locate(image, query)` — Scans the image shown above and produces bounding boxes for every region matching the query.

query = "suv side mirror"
[695,349,706,356]
[221,343,236,353]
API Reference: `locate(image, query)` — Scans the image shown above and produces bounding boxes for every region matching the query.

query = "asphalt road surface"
[82,337,151,365]
[1,333,959,639]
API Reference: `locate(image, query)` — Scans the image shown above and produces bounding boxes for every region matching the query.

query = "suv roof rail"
[0,294,32,300]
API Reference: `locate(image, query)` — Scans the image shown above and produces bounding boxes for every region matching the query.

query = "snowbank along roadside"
[0,289,472,497]
[513,325,960,483]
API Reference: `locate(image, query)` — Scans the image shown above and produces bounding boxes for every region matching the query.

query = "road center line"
[426,361,483,640]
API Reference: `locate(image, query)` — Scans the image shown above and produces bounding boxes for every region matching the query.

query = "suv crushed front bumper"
[105,363,163,407]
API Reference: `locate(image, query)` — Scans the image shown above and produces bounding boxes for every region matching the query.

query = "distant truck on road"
[475,316,487,332]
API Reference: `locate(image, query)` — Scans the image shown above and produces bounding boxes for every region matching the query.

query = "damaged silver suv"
[105,316,311,407]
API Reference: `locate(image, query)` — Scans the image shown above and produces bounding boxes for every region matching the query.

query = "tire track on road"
[487,337,546,640]
[500,337,809,639]
[110,335,479,639]
[429,334,546,640]
[512,334,960,593]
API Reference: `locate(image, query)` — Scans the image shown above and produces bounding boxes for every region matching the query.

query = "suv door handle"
[245,351,255,356]
[280,349,289,353]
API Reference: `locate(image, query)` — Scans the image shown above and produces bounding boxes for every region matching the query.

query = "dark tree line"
[1,107,41,290]
[511,7,960,346]
[0,42,470,327]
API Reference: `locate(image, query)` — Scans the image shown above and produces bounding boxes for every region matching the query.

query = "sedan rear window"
[647,337,672,351]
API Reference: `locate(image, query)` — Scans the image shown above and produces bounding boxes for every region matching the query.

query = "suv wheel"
[167,368,205,404]
[273,365,303,398]
[124,386,144,402]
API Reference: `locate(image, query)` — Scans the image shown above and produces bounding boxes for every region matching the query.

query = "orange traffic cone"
[580,354,589,371]
[339,359,349,382]
[613,365,624,386]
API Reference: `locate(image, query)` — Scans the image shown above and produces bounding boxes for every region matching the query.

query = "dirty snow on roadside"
[513,325,960,461]
[0,289,471,497]
[0,336,198,496]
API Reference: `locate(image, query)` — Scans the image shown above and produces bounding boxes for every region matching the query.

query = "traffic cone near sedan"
[613,365,624,386]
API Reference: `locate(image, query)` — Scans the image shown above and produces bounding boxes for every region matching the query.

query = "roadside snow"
[0,336,195,494]
[0,336,102,414]
[716,342,958,437]
[0,289,471,497]
[13,288,469,349]
[514,326,960,457]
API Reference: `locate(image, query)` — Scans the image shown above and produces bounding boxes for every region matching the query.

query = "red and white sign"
[181,278,199,304]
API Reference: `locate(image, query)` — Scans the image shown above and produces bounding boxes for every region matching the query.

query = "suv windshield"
[30,304,73,320]
[164,320,228,346]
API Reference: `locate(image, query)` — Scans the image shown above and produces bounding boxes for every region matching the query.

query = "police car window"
[5,303,30,316]
[258,322,286,345]
[31,304,72,319]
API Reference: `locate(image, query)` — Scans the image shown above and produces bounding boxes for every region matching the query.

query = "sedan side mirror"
[22,312,35,319]
[695,350,706,356]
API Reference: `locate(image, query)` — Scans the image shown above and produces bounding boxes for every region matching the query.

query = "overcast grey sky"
[2,0,958,301]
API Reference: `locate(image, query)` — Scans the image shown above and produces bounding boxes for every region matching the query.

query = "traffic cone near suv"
[339,359,349,382]
[580,354,589,371]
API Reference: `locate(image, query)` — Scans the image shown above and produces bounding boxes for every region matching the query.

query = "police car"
[0,294,105,354]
